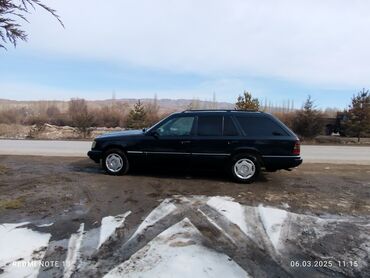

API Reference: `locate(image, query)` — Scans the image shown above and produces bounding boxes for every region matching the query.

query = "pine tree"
[292,96,323,139]
[235,91,260,111]
[344,89,370,142]
[126,100,148,129]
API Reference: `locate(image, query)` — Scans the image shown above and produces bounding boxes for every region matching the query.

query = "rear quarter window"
[236,116,288,137]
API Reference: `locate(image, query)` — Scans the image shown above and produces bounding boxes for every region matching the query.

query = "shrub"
[273,111,297,129]
[68,98,93,137]
[92,106,126,128]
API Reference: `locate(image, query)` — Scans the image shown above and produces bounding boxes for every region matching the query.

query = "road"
[0,139,370,164]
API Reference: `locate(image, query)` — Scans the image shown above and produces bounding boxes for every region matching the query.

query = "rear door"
[190,114,240,168]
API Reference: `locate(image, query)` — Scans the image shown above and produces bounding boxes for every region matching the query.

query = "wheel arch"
[230,148,264,167]
[102,143,127,154]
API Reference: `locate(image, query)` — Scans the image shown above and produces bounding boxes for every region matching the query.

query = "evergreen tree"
[344,89,370,142]
[1,0,63,49]
[126,100,148,129]
[235,91,260,110]
[292,96,323,139]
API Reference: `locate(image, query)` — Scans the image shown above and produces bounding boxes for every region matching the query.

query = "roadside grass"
[0,164,9,175]
[0,197,24,210]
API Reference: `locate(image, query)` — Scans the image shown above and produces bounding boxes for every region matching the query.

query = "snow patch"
[258,205,287,250]
[0,222,50,278]
[197,208,236,245]
[207,196,249,236]
[98,211,131,248]
[104,218,249,278]
[64,223,84,278]
[130,199,177,239]
[36,222,54,228]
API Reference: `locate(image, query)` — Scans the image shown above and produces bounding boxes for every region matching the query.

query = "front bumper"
[87,150,103,163]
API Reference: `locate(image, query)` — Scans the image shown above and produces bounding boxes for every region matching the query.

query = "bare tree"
[187,98,201,110]
[0,0,63,49]
[145,95,160,126]
[68,98,93,138]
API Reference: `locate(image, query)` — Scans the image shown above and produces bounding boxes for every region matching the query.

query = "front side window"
[156,116,195,136]
[197,116,223,136]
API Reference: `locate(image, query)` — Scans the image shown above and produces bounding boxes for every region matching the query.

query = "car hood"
[96,129,144,139]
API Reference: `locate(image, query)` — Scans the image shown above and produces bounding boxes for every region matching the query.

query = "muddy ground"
[0,155,369,239]
[0,155,370,277]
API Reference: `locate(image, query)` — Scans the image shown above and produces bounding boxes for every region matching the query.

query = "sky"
[1,0,370,109]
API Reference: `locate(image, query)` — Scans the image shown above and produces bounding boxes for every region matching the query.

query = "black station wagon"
[88,110,302,183]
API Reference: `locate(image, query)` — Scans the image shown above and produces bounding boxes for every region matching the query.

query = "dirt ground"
[0,155,370,277]
[0,155,369,239]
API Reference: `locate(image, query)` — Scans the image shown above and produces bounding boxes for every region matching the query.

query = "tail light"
[292,140,300,155]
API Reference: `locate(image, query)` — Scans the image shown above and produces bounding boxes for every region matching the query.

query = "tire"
[230,153,260,183]
[102,148,129,175]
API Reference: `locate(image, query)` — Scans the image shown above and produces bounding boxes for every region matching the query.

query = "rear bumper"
[87,150,103,163]
[262,155,303,170]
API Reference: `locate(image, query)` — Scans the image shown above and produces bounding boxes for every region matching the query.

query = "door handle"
[228,140,238,145]
[181,140,191,144]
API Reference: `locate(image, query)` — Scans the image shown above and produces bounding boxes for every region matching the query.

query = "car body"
[88,110,302,182]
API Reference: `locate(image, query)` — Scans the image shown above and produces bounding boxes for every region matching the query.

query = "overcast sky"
[1,0,370,108]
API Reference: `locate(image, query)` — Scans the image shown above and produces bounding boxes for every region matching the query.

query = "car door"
[190,114,237,169]
[234,115,292,156]
[144,115,196,168]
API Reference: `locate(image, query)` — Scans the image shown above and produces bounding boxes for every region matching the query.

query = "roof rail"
[182,109,259,113]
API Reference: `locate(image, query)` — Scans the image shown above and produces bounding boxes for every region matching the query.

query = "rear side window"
[223,116,239,136]
[236,116,288,137]
[197,116,222,136]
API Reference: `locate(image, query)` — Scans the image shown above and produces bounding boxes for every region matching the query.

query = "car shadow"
[131,166,267,183]
[70,159,269,183]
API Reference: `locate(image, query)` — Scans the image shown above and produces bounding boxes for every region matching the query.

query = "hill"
[0,98,234,113]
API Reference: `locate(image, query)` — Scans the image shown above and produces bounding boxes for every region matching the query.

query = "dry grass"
[0,164,9,175]
[0,124,31,139]
[0,197,24,210]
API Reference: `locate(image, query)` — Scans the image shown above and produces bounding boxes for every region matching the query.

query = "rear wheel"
[230,153,260,183]
[102,149,129,175]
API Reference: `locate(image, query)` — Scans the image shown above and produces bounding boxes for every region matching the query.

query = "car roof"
[179,109,264,116]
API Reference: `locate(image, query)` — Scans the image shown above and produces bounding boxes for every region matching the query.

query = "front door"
[144,115,196,169]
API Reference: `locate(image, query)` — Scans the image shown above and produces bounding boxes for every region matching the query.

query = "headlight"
[92,141,96,149]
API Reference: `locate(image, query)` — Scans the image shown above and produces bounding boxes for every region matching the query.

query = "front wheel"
[102,149,129,175]
[230,154,260,183]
